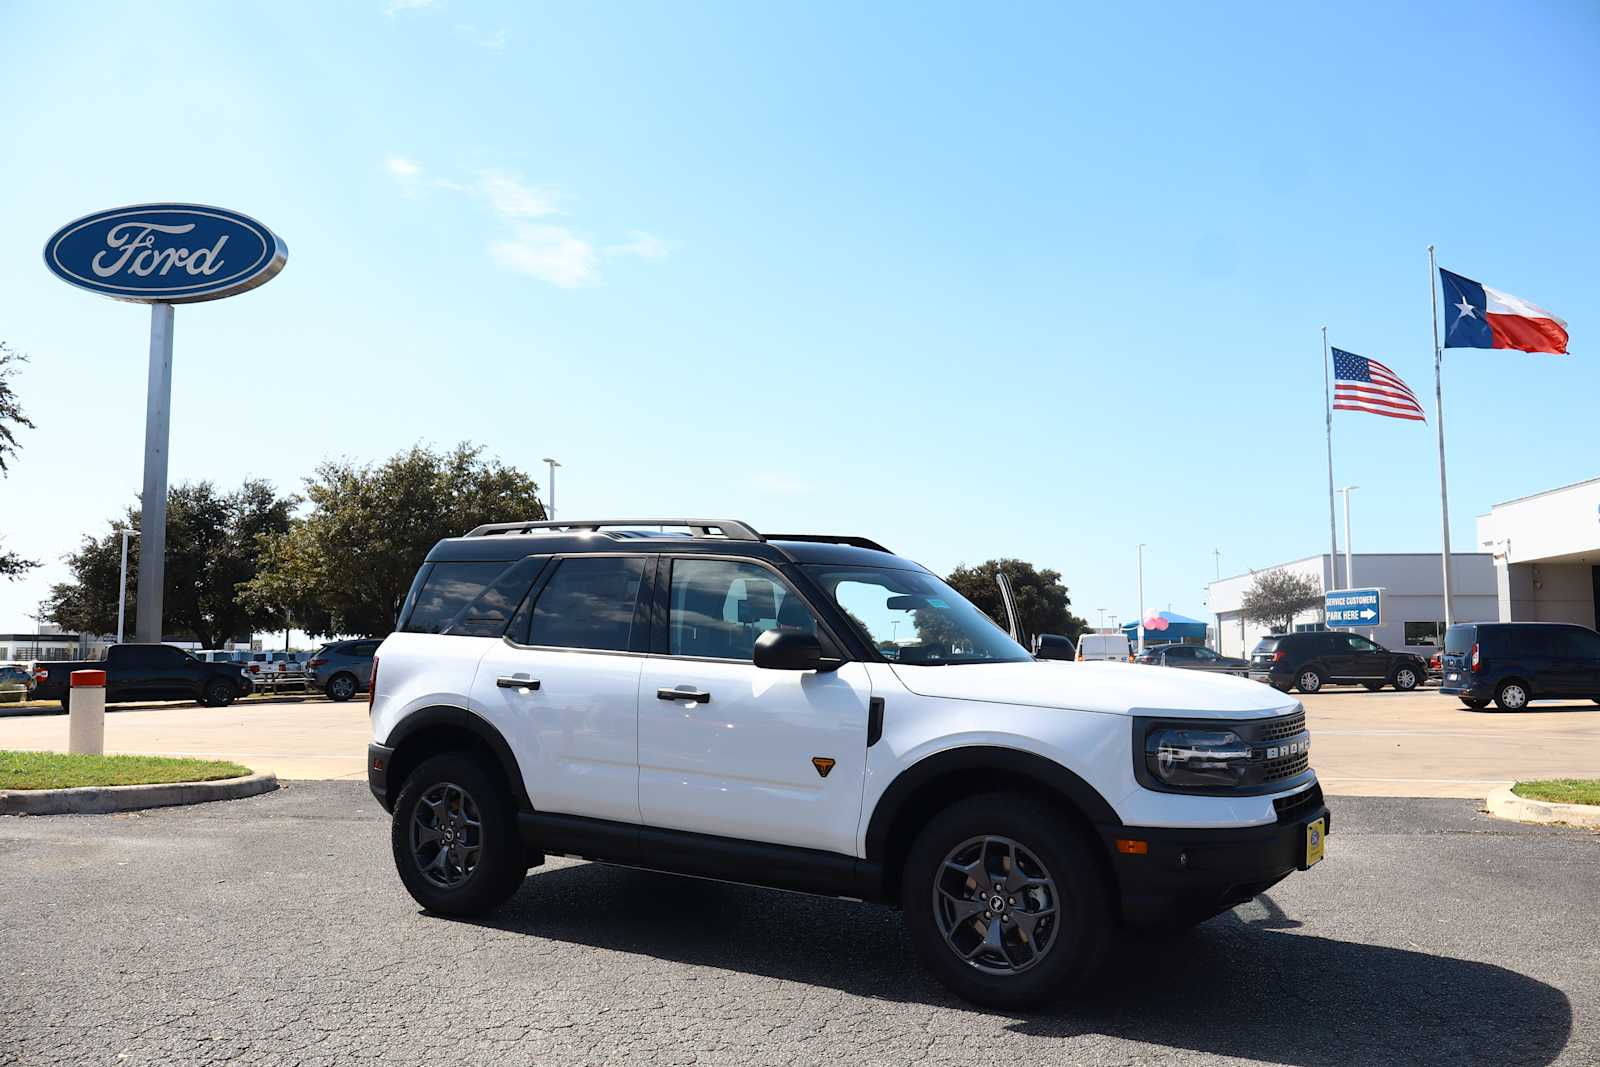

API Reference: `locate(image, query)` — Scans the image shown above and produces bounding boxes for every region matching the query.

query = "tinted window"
[1345,635,1380,653]
[669,559,815,661]
[1165,646,1194,660]
[351,641,381,657]
[528,557,646,652]
[1193,647,1217,661]
[1251,638,1279,655]
[1555,628,1600,661]
[401,559,544,637]
[1508,628,1557,657]
[1443,625,1476,656]
[1405,621,1444,647]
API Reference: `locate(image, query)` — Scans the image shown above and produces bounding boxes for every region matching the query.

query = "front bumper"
[367,742,395,811]
[1103,783,1330,926]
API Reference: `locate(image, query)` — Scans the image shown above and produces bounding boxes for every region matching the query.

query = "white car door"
[637,557,871,856]
[469,554,650,825]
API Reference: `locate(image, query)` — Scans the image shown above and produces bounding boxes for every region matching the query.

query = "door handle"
[657,686,711,704]
[497,676,540,691]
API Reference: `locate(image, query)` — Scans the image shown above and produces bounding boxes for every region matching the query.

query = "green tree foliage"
[38,480,294,647]
[0,342,36,580]
[1240,568,1324,634]
[921,559,1088,648]
[244,444,545,638]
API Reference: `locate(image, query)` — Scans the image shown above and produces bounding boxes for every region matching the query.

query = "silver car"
[307,639,380,702]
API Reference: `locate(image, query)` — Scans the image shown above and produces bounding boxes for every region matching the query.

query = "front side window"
[668,559,816,660]
[804,564,1031,665]
[528,557,646,652]
[1346,635,1380,653]
[1192,647,1217,661]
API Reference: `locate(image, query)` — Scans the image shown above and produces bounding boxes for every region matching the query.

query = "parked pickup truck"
[32,644,253,712]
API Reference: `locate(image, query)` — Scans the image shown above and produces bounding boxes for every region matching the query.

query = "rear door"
[637,556,871,855]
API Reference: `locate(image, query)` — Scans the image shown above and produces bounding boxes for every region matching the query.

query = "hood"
[889,659,1298,720]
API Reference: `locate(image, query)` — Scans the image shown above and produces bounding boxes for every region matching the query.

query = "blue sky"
[2,0,1598,635]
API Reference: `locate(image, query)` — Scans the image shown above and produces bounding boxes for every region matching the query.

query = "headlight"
[1145,727,1252,789]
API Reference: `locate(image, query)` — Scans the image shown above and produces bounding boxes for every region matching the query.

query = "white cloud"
[608,230,670,260]
[488,224,599,288]
[455,24,508,50]
[477,170,562,219]
[384,155,423,178]
[385,0,439,16]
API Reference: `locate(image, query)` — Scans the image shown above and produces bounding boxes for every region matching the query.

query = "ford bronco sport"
[368,519,1328,1008]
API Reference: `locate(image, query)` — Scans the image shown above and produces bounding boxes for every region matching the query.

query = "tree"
[38,479,294,647]
[924,559,1088,647]
[1240,568,1324,634]
[0,342,36,580]
[244,443,544,638]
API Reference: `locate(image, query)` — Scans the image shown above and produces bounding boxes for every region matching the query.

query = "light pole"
[117,529,140,644]
[1135,543,1146,656]
[1336,486,1358,590]
[542,457,561,520]
[1211,548,1223,653]
[1097,608,1105,632]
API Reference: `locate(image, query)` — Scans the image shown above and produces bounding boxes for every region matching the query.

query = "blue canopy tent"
[1122,611,1208,648]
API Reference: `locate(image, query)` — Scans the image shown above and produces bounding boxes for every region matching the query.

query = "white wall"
[1477,478,1600,628]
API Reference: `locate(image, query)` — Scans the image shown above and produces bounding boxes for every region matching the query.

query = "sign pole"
[135,303,174,644]
[1428,245,1456,627]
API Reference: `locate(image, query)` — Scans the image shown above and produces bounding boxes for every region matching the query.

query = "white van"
[1076,632,1132,662]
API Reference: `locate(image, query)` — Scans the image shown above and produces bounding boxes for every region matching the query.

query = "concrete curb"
[0,772,279,816]
[1486,784,1600,830]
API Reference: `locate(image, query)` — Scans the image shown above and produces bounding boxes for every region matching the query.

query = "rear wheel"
[1296,668,1325,694]
[901,792,1110,1009]
[391,751,526,917]
[1460,697,1489,710]
[327,673,358,702]
[1392,666,1421,692]
[1494,681,1530,712]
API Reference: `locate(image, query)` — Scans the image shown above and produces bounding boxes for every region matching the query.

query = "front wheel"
[1296,668,1325,694]
[1460,697,1490,710]
[1392,666,1421,692]
[202,679,237,708]
[901,792,1111,1009]
[391,752,526,917]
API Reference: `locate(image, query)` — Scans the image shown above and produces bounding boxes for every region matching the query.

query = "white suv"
[368,519,1328,1008]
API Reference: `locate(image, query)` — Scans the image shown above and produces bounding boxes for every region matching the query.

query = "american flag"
[1331,348,1426,422]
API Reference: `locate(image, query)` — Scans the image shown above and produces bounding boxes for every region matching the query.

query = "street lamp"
[117,529,140,644]
[1097,607,1105,632]
[542,457,561,520]
[1335,486,1359,589]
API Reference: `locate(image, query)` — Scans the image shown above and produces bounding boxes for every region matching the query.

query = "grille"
[1258,710,1306,742]
[1274,782,1324,822]
[1262,750,1311,782]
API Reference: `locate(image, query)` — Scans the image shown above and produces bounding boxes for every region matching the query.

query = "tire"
[391,751,526,917]
[1391,666,1421,692]
[202,679,236,708]
[1295,668,1325,695]
[900,791,1111,1009]
[1460,698,1489,710]
[58,693,70,714]
[1362,682,1384,692]
[1494,680,1531,712]
[326,673,358,702]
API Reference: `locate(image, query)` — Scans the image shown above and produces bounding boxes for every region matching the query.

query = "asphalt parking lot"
[4,683,1598,796]
[0,783,1595,1066]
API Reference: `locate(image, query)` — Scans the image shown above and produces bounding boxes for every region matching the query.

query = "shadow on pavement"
[467,864,1571,1067]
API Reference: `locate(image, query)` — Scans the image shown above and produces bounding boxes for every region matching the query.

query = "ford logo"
[43,203,287,303]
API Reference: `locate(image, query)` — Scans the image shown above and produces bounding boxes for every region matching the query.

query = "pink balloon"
[1143,614,1161,630]
[1157,617,1170,631]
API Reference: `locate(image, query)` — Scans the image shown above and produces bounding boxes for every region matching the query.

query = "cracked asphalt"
[1,784,1596,1066]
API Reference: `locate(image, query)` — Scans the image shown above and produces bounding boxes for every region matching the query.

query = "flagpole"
[1429,244,1456,626]
[1322,325,1340,591]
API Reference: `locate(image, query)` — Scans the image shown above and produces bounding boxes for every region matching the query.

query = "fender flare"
[862,745,1122,864]
[383,705,532,812]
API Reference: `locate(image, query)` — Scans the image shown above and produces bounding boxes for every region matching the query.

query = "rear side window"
[526,557,647,652]
[401,558,545,637]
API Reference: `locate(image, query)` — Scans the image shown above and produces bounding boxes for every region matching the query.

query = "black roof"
[423,518,926,571]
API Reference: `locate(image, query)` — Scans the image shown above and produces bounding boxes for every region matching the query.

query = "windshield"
[803,565,1031,665]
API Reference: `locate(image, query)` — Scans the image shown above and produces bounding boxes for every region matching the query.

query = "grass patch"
[0,750,250,791]
[1512,779,1600,807]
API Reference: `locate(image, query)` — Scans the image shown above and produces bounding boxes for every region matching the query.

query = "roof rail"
[465,518,762,541]
[763,533,893,554]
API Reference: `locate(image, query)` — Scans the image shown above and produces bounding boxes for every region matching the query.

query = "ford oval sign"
[43,204,287,304]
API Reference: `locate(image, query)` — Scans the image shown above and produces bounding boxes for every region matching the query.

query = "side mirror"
[754,630,824,671]
[1034,634,1075,661]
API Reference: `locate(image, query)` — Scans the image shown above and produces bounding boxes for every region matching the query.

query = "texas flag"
[1439,269,1568,354]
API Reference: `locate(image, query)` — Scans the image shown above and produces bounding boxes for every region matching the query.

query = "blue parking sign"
[1324,587,1383,627]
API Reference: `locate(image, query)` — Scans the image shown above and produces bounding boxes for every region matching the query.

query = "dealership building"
[1476,476,1600,628]
[1207,553,1496,658]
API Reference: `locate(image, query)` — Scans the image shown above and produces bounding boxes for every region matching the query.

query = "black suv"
[1439,621,1600,711]
[1249,632,1429,694]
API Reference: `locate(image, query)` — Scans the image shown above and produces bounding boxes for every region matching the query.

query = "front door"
[1336,634,1388,682]
[637,557,871,856]
[470,555,650,825]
